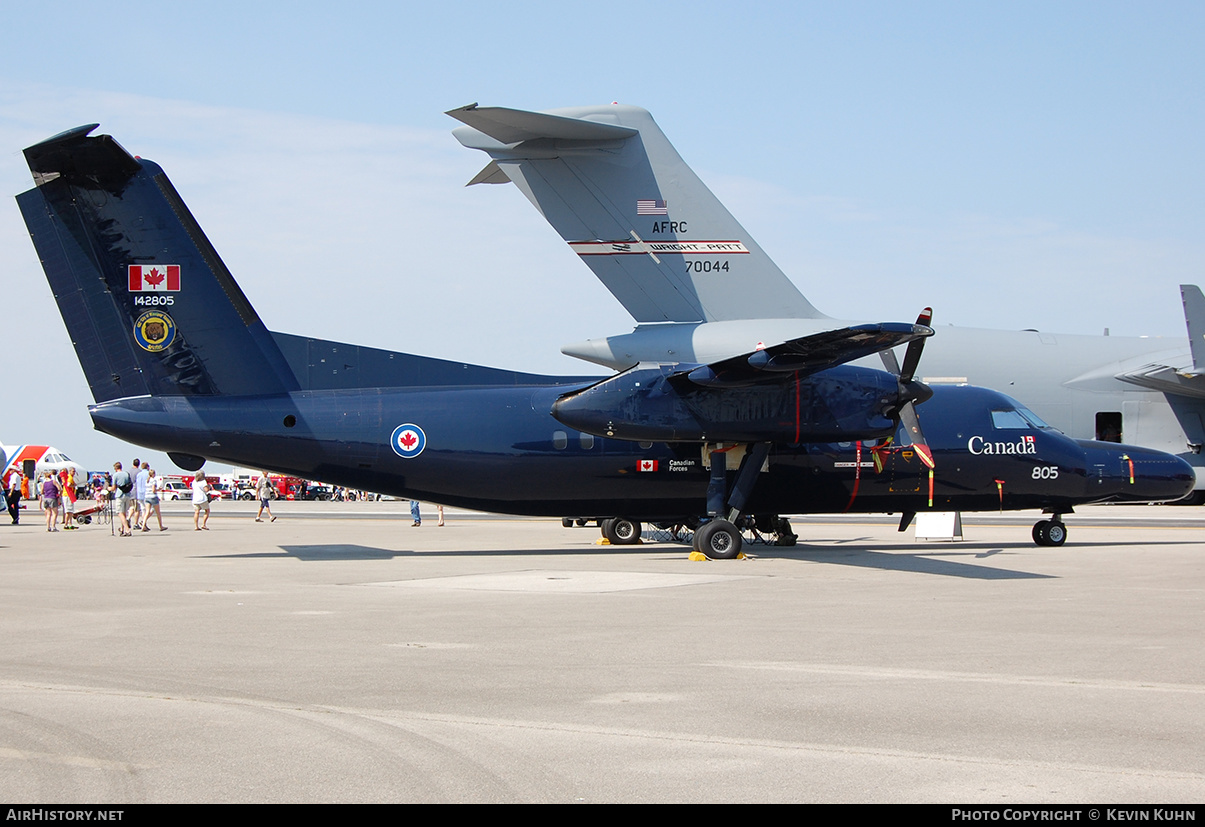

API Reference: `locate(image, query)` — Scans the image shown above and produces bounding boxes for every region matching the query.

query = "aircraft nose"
[1080,442,1196,502]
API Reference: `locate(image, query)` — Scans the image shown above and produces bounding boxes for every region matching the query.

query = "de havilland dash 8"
[15,117,1192,558]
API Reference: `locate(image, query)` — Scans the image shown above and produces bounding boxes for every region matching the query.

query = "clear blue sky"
[2,1,1203,470]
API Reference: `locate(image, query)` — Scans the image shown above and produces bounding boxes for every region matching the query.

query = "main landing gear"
[601,516,642,545]
[566,442,798,558]
[692,441,793,560]
[1032,516,1067,546]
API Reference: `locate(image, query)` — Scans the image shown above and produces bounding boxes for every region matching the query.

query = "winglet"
[1181,285,1205,374]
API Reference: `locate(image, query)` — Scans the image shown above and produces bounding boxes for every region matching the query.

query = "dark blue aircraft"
[15,125,1194,558]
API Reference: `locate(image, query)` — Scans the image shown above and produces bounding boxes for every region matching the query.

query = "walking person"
[410,500,421,526]
[192,472,211,531]
[132,459,149,531]
[60,468,78,530]
[5,467,21,524]
[254,472,277,523]
[41,471,62,532]
[144,468,166,531]
[110,462,134,537]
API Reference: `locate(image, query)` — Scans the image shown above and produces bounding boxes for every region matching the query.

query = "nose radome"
[1077,442,1196,503]
[1129,449,1196,502]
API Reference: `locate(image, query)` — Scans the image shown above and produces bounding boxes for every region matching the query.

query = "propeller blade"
[879,347,901,376]
[880,307,936,469]
[899,401,935,469]
[898,307,932,383]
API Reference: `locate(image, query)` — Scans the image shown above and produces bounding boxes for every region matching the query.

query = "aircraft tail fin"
[449,103,826,325]
[17,125,299,403]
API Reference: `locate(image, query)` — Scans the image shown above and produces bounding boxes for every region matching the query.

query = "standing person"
[410,500,421,527]
[5,467,21,524]
[41,471,62,532]
[60,468,78,530]
[144,468,166,531]
[192,472,211,531]
[131,459,148,531]
[110,461,133,537]
[437,504,445,527]
[254,472,277,523]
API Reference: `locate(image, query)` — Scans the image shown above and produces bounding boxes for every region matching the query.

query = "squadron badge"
[133,310,176,352]
[391,423,426,458]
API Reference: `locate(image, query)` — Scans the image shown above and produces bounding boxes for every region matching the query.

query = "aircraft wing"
[1115,285,1205,398]
[677,322,932,387]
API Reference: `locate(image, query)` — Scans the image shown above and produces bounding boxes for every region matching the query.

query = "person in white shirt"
[254,472,277,523]
[5,469,21,525]
[144,468,166,531]
[191,472,211,531]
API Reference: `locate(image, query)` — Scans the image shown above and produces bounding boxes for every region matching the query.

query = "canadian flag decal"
[639,459,658,472]
[129,264,181,292]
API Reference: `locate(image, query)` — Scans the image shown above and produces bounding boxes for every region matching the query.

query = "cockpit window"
[991,410,1029,429]
[1016,406,1053,430]
[991,407,1054,430]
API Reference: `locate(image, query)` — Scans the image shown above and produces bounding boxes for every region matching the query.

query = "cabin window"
[579,432,594,450]
[553,430,568,450]
[1096,412,1122,443]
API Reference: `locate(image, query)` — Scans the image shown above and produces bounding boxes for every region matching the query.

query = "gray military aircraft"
[449,103,1205,501]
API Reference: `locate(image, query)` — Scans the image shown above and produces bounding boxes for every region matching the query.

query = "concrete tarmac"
[1,501,1203,803]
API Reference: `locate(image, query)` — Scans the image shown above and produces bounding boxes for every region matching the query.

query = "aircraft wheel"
[1032,520,1050,545]
[603,517,642,545]
[1045,521,1067,546]
[562,517,573,528]
[696,519,742,559]
[1033,520,1067,546]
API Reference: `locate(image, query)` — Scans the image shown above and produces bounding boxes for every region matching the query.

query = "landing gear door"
[885,447,924,494]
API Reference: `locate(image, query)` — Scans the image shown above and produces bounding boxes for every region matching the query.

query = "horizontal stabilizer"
[681,322,933,388]
[447,103,638,145]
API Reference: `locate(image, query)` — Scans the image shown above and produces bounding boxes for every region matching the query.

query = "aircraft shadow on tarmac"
[198,536,1198,577]
[201,540,1045,578]
[753,545,1055,579]
[203,543,667,561]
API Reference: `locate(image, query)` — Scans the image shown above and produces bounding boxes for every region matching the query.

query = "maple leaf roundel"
[390,423,426,458]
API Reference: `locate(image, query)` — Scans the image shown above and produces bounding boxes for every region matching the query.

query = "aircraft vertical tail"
[449,103,826,325]
[17,125,299,403]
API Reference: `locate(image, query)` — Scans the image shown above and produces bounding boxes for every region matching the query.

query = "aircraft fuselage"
[87,384,1192,519]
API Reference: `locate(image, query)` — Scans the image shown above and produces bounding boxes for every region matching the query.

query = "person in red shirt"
[60,468,78,529]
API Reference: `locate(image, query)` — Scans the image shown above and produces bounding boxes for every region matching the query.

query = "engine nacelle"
[551,364,901,443]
